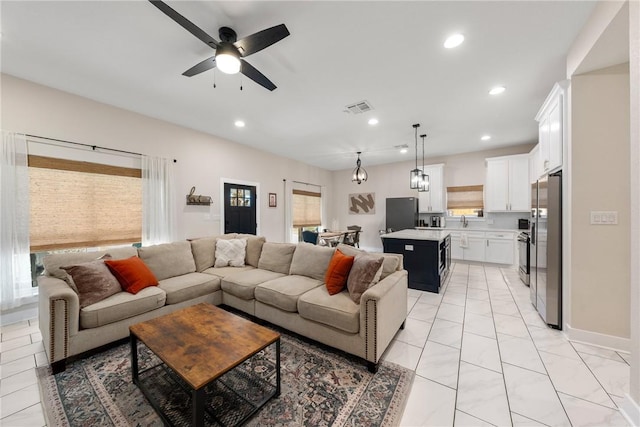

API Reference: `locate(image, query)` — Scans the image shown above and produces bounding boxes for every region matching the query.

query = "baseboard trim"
[621,394,640,427]
[565,323,630,353]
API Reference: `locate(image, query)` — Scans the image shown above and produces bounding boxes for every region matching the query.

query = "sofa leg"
[51,359,66,374]
[367,361,379,373]
[400,320,406,330]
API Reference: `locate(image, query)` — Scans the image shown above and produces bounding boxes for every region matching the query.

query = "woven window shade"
[29,156,142,251]
[292,189,321,227]
[447,185,484,209]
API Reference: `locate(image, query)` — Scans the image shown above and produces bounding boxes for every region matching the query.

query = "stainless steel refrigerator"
[385,197,418,231]
[530,171,562,329]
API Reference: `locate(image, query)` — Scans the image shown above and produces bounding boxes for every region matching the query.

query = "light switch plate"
[590,211,618,225]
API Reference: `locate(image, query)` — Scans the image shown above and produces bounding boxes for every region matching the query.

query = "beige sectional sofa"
[38,235,408,373]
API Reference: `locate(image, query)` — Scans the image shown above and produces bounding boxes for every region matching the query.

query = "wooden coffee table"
[129,303,280,427]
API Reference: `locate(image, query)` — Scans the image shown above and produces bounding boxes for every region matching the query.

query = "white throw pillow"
[214,238,247,267]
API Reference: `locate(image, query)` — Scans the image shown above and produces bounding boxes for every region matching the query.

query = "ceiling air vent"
[344,100,374,114]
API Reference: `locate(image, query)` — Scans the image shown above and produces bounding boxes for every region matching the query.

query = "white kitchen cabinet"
[450,231,485,262]
[418,163,445,213]
[485,154,529,212]
[529,145,540,184]
[536,81,568,176]
[485,232,515,264]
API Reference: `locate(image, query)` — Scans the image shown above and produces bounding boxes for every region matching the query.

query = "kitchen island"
[381,229,451,293]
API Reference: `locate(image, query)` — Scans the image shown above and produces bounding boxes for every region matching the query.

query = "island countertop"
[380,229,451,242]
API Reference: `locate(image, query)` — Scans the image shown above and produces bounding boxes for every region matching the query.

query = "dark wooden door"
[224,183,257,234]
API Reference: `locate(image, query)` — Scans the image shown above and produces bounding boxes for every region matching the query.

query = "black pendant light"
[409,123,422,189]
[418,134,430,192]
[352,151,368,184]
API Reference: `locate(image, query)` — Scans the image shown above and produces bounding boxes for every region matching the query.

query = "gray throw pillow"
[346,254,384,304]
[61,260,122,308]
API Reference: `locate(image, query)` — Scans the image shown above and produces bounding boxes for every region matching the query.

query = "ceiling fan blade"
[182,56,217,77]
[240,59,277,91]
[149,0,219,49]
[234,24,290,57]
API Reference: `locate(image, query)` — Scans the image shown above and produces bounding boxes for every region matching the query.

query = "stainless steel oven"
[517,231,530,286]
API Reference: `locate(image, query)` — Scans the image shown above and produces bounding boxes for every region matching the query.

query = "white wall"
[1,74,333,243]
[331,144,534,251]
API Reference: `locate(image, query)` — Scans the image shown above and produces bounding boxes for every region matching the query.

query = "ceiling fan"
[149,0,290,91]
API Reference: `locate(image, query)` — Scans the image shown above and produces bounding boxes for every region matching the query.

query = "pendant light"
[352,151,368,184]
[409,123,422,189]
[418,134,430,192]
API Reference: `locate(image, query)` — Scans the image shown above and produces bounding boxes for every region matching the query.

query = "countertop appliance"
[530,171,562,329]
[385,197,418,232]
[430,216,445,228]
[517,231,530,286]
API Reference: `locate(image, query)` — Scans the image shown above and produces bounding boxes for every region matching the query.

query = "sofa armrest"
[38,276,80,364]
[360,270,408,363]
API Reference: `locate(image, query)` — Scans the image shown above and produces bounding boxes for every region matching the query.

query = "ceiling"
[1,1,596,171]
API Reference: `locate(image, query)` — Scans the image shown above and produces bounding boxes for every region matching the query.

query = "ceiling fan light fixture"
[216,45,241,74]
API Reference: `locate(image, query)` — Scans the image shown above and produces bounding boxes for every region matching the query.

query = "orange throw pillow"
[324,249,355,295]
[104,256,158,294]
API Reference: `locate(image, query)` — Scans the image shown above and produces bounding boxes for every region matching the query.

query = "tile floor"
[0,263,632,426]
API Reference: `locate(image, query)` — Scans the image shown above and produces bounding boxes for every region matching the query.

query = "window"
[446,185,484,217]
[292,189,321,227]
[28,155,142,251]
[230,187,252,207]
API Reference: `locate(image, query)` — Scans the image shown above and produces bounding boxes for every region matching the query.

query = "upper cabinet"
[485,154,530,212]
[418,163,445,213]
[536,81,569,176]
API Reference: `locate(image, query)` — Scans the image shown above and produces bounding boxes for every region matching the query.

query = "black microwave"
[518,219,530,230]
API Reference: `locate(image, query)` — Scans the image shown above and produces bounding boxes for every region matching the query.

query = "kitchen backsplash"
[420,212,529,230]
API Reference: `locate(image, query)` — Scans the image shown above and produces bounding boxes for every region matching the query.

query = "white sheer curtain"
[142,155,175,246]
[1,132,35,310]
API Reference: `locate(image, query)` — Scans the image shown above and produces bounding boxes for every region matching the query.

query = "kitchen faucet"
[461,215,468,228]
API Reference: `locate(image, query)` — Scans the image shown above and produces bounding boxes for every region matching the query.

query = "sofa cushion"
[61,259,122,308]
[221,269,286,300]
[138,241,196,281]
[257,242,297,274]
[158,272,221,305]
[289,243,335,281]
[190,237,217,272]
[214,238,247,267]
[236,234,266,267]
[43,247,138,282]
[254,275,323,312]
[298,286,360,334]
[346,254,384,304]
[80,286,166,329]
[104,256,159,294]
[336,244,402,279]
[324,249,355,295]
[203,265,255,278]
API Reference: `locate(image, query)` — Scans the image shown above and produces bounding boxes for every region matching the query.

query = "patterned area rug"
[37,330,413,426]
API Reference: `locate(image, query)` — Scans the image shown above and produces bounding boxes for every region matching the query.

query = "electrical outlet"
[590,211,618,225]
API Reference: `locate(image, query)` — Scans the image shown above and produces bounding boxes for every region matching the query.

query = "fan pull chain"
[240,74,243,91]
[213,70,216,89]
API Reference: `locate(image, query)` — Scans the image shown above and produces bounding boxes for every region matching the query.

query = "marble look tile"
[497,333,546,374]
[416,341,460,389]
[400,376,456,427]
[446,284,468,295]
[520,308,548,329]
[502,363,571,426]
[442,292,467,307]
[382,340,422,371]
[34,351,48,367]
[436,303,465,324]
[407,296,419,313]
[490,299,520,317]
[0,335,31,353]
[467,280,488,290]
[428,318,464,349]
[0,342,44,364]
[558,392,630,427]
[28,319,39,327]
[539,350,616,408]
[617,352,631,365]
[454,410,494,426]
[408,301,439,323]
[511,412,547,426]
[488,289,513,301]
[580,353,630,398]
[609,393,627,409]
[463,312,496,339]
[407,288,422,298]
[456,361,511,426]
[464,298,492,317]
[461,333,501,373]
[0,383,41,418]
[492,312,529,338]
[395,318,432,348]
[0,368,38,397]
[466,288,489,301]
[0,325,40,342]
[0,403,46,427]
[572,342,626,363]
[29,332,42,344]
[0,355,36,379]
[418,291,443,306]
[529,327,580,359]
[0,321,29,334]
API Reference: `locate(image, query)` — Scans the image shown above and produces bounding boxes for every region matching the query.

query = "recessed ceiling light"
[489,86,506,95]
[444,34,464,49]
[400,147,408,154]
[368,118,379,125]
[234,120,245,128]
[481,135,491,141]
